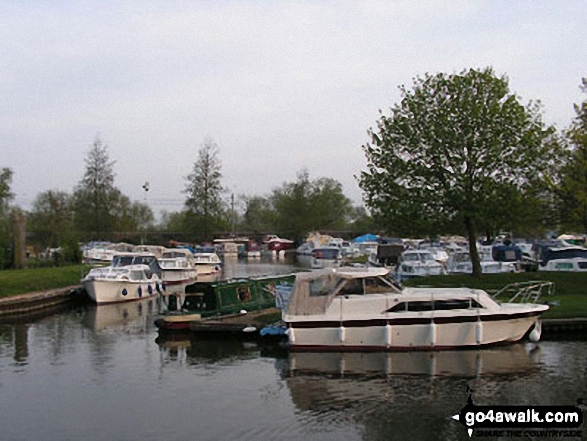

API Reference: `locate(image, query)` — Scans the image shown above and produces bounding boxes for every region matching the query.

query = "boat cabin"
[163,274,296,317]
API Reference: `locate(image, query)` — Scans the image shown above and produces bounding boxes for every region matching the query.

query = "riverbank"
[1,265,587,321]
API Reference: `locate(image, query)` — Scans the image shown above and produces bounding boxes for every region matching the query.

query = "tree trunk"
[464,215,482,278]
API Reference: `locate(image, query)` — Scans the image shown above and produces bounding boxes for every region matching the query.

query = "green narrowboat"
[155,273,296,332]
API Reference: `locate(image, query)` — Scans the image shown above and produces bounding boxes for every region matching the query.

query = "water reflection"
[0,260,585,441]
[284,344,540,378]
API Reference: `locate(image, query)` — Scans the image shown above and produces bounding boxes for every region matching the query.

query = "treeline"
[0,70,586,271]
[0,138,374,269]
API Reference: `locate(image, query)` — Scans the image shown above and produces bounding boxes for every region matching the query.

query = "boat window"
[387,302,407,312]
[309,277,339,296]
[365,277,395,294]
[113,256,133,266]
[470,299,482,308]
[338,279,364,295]
[407,301,434,312]
[434,300,471,310]
[130,270,144,281]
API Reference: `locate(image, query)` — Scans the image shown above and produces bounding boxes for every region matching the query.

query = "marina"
[0,270,585,441]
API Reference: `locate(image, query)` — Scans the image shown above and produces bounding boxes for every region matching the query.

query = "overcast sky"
[2,1,585,215]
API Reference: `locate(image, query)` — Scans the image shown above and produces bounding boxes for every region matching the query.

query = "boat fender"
[138,287,142,298]
[122,288,128,296]
[475,320,483,345]
[339,326,346,343]
[285,327,295,343]
[385,323,393,347]
[429,321,436,346]
[529,321,542,342]
[148,285,153,295]
[156,283,161,294]
[243,326,257,333]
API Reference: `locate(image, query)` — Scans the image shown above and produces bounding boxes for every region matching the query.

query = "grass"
[0,265,91,298]
[403,272,587,319]
[1,266,586,320]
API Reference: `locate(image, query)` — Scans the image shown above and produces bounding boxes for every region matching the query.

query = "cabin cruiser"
[157,248,198,289]
[311,247,342,269]
[446,251,517,274]
[394,250,445,280]
[82,264,164,305]
[192,251,222,275]
[538,245,587,271]
[282,267,548,351]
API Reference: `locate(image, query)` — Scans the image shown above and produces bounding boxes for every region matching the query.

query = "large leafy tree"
[557,78,587,231]
[270,169,352,241]
[29,190,74,249]
[360,68,557,276]
[73,137,120,237]
[184,138,226,241]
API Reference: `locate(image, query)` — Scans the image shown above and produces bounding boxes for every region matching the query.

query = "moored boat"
[192,251,222,275]
[155,273,296,332]
[158,248,199,290]
[282,267,549,351]
[311,247,342,269]
[82,264,164,305]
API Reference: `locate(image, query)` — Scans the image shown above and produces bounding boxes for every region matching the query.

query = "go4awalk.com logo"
[451,388,584,438]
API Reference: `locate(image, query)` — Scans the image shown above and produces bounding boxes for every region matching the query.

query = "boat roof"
[295,267,390,281]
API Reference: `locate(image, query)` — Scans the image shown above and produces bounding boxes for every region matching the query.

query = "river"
[0,260,585,440]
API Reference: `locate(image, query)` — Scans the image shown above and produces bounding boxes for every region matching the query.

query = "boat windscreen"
[545,248,587,262]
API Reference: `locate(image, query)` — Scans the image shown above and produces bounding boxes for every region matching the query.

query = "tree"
[270,169,352,241]
[556,78,587,231]
[0,168,14,269]
[241,195,276,234]
[29,190,74,249]
[73,137,119,237]
[359,68,557,276]
[184,138,225,241]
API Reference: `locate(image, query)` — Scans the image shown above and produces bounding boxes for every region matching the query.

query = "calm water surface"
[0,260,586,441]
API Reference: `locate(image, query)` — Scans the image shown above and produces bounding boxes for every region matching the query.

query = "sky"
[1,1,586,216]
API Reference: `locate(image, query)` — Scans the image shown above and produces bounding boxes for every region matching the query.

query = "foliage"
[556,78,587,232]
[59,234,83,264]
[0,265,90,298]
[28,190,74,249]
[270,169,352,241]
[72,137,119,237]
[0,168,14,269]
[184,138,226,240]
[240,195,276,233]
[360,68,558,275]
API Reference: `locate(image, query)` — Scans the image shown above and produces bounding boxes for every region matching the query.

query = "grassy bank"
[403,272,587,319]
[0,265,90,298]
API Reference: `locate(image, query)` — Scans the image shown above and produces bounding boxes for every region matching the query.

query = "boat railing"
[492,281,554,304]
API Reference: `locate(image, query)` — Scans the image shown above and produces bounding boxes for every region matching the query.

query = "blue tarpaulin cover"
[352,234,379,243]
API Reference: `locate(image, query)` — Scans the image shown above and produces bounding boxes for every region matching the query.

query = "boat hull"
[286,313,542,351]
[83,279,161,305]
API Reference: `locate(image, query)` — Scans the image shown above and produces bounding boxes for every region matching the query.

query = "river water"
[0,260,586,441]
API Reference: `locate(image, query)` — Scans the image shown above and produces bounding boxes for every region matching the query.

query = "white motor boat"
[538,246,587,271]
[192,252,222,275]
[446,251,517,274]
[395,250,445,280]
[158,248,198,290]
[82,264,164,305]
[311,247,342,269]
[282,267,549,351]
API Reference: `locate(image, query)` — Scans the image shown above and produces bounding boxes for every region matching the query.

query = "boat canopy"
[286,268,397,316]
[352,234,379,243]
[542,246,587,265]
